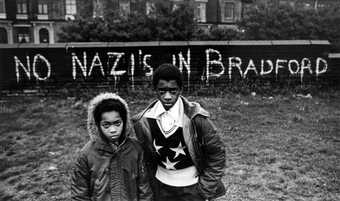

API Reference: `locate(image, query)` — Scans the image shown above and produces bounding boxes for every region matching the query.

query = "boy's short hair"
[152,63,183,88]
[93,99,127,132]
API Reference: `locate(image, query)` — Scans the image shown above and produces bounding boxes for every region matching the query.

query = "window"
[0,27,7,43]
[66,0,76,15]
[172,3,179,11]
[195,3,206,22]
[16,0,28,19]
[119,2,130,15]
[16,27,30,43]
[303,3,311,8]
[223,2,234,21]
[130,0,138,13]
[317,3,326,9]
[0,0,6,18]
[93,0,103,18]
[0,0,5,13]
[146,1,154,15]
[17,0,28,14]
[38,0,48,14]
[39,28,49,43]
[18,33,30,43]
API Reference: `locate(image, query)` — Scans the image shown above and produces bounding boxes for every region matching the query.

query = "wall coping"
[328,53,340,58]
[0,40,330,48]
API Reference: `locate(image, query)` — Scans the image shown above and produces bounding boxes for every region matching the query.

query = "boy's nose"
[164,92,172,100]
[109,127,117,133]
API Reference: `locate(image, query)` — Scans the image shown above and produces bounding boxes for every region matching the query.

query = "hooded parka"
[71,93,153,201]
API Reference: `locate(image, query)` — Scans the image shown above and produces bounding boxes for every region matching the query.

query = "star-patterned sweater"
[133,96,226,199]
[148,118,198,187]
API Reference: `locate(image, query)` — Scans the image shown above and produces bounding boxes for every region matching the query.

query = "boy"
[71,93,153,201]
[132,64,226,201]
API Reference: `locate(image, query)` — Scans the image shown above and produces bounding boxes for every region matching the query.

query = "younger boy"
[71,93,153,201]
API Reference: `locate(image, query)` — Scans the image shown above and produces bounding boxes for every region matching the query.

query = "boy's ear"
[153,80,159,90]
[96,123,103,133]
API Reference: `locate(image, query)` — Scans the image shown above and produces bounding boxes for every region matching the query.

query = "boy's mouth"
[110,135,119,139]
[164,102,173,107]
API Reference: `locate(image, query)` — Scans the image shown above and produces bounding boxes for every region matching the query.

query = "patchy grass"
[0,92,339,201]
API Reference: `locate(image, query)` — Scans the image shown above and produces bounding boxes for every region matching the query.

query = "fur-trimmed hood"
[87,93,132,142]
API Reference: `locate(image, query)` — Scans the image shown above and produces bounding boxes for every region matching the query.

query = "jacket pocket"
[214,179,226,199]
[93,168,109,200]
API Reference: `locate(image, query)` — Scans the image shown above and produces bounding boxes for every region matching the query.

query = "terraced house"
[0,0,338,44]
[91,0,244,28]
[0,0,92,44]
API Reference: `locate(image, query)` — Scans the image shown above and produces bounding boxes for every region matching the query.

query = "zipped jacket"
[71,93,153,201]
[132,96,226,200]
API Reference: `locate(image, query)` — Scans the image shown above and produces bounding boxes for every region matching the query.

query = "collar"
[144,98,184,127]
[132,96,210,123]
[92,134,128,154]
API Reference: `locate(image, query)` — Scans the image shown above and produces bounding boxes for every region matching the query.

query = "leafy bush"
[238,4,340,42]
[58,0,197,42]
[58,2,340,44]
[192,26,244,40]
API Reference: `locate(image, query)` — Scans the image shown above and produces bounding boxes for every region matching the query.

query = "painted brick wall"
[0,41,336,90]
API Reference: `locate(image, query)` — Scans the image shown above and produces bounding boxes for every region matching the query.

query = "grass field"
[0,91,339,201]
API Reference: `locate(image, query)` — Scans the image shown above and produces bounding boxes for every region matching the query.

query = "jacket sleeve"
[137,149,153,201]
[71,152,92,201]
[132,118,154,171]
[194,116,226,200]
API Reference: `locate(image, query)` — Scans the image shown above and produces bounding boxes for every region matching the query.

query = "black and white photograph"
[0,0,339,201]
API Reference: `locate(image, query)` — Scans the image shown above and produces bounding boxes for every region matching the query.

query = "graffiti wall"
[0,41,333,90]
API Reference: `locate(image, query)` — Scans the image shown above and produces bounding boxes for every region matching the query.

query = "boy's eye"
[158,88,178,94]
[101,121,122,128]
[113,121,122,126]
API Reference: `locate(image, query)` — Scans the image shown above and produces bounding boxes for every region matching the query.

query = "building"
[191,0,243,29]
[0,0,339,44]
[179,0,243,28]
[93,0,147,18]
[0,0,92,44]
[92,0,244,28]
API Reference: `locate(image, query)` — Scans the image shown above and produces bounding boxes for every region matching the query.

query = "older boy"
[132,63,226,201]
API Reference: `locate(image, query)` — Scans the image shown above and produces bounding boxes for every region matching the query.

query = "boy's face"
[99,110,123,142]
[156,79,181,110]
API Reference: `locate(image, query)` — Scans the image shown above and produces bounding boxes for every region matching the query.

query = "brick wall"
[0,40,336,91]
